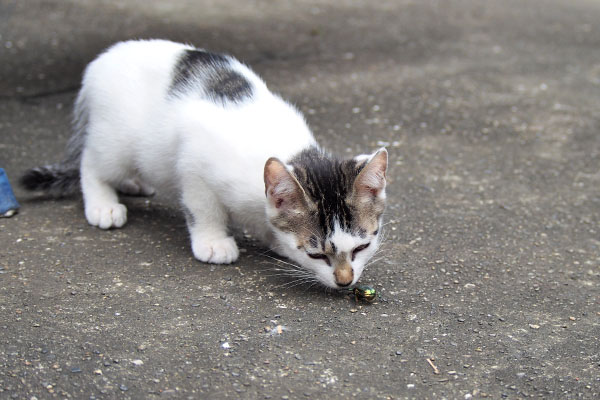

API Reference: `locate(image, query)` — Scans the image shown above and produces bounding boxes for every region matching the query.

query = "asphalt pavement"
[1,0,599,398]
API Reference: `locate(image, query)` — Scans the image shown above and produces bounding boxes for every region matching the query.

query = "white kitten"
[21,39,388,289]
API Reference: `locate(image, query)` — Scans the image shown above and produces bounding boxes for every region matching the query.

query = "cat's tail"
[20,92,88,197]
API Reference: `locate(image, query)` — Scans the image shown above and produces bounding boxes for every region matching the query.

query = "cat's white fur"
[75,39,383,288]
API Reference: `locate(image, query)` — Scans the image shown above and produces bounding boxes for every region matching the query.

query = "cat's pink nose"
[334,263,353,287]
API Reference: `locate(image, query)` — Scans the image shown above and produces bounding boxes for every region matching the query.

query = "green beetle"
[349,285,377,303]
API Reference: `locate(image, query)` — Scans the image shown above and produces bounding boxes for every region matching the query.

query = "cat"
[21,39,388,289]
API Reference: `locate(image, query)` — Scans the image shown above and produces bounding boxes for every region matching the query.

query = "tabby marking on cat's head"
[264,147,387,288]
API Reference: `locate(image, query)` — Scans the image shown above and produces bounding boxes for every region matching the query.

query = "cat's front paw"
[192,236,239,264]
[85,203,127,229]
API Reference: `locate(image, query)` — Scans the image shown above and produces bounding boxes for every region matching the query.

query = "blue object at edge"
[0,168,20,214]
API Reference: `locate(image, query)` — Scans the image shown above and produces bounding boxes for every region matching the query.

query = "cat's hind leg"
[181,177,239,264]
[80,149,127,229]
[118,178,155,197]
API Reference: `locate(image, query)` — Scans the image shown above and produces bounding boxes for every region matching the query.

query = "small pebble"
[119,384,128,392]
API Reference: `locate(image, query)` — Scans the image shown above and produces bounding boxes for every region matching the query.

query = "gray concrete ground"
[1,0,599,398]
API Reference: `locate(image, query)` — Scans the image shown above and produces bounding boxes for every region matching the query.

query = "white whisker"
[262,254,303,269]
[273,276,317,289]
[364,255,387,268]
[258,252,319,290]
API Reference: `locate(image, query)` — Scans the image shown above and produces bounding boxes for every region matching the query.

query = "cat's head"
[264,147,387,289]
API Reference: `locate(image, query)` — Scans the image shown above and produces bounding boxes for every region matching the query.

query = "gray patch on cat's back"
[169,49,253,104]
[206,69,252,103]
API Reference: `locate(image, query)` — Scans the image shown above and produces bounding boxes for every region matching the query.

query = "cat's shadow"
[120,196,333,299]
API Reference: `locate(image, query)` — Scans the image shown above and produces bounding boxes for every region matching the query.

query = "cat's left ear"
[353,148,388,201]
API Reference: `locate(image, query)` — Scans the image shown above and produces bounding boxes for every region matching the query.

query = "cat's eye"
[351,243,370,261]
[307,252,330,265]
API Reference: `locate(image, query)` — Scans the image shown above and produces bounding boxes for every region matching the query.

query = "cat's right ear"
[264,158,308,214]
[353,148,388,202]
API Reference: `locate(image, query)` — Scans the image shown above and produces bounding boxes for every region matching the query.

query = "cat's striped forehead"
[289,147,363,236]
